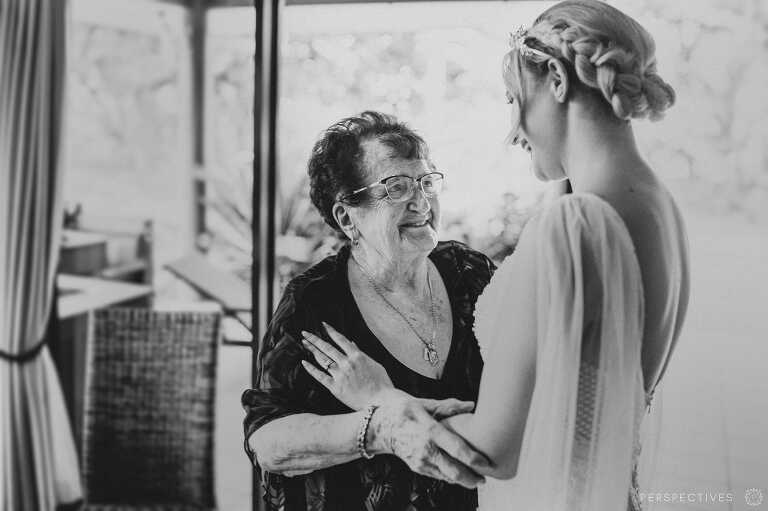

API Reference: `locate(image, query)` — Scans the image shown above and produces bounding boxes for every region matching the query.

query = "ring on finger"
[324,360,336,371]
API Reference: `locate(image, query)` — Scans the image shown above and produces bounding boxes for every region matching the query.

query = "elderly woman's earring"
[351,228,360,247]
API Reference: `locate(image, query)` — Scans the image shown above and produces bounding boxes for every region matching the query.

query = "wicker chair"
[82,308,220,510]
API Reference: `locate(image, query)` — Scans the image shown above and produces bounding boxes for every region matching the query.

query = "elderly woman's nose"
[408,188,432,214]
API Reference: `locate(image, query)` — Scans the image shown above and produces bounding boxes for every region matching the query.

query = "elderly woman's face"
[351,141,441,260]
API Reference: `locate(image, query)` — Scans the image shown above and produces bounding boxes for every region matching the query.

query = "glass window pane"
[65,0,194,278]
[206,8,256,285]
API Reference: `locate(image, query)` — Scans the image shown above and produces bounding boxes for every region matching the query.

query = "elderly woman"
[242,111,495,510]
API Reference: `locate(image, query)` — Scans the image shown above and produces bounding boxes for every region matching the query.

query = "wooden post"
[190,0,207,237]
[252,0,281,510]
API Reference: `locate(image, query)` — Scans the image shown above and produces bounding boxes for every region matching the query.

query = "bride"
[301,1,690,509]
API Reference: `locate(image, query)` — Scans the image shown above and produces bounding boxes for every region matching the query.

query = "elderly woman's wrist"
[363,390,414,456]
[365,407,392,456]
[356,405,379,459]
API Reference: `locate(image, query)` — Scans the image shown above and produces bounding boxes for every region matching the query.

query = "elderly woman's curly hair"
[308,111,431,235]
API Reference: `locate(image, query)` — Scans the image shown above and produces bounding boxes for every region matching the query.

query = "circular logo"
[746,488,764,506]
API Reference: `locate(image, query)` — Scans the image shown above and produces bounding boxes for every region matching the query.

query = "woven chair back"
[82,308,220,510]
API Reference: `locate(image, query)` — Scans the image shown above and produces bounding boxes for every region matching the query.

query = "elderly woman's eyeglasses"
[340,171,445,204]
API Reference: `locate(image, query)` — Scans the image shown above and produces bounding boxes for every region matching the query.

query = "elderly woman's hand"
[301,322,395,411]
[302,323,476,419]
[369,391,490,489]
[301,323,489,488]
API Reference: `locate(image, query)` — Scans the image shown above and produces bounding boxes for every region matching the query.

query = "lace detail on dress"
[628,391,655,511]
[569,362,599,507]
[627,413,644,510]
[571,365,648,511]
[627,411,643,511]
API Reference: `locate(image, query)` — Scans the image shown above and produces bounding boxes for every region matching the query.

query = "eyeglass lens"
[385,173,443,201]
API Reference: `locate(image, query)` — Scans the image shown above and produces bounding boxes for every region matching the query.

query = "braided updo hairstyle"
[507,0,675,121]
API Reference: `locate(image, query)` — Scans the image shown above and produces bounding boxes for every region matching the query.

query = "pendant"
[423,343,439,366]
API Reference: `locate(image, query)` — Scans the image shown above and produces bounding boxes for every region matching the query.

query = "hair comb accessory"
[509,25,551,60]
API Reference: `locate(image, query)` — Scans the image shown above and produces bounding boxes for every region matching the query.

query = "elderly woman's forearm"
[249,412,368,474]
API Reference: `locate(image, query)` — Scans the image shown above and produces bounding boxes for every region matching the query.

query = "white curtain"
[0,1,83,509]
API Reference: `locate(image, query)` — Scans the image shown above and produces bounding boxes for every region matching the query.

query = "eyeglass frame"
[338,171,445,204]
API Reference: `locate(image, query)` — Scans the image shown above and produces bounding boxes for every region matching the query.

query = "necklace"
[352,256,440,366]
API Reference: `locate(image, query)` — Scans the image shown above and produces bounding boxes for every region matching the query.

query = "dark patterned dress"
[242,241,496,511]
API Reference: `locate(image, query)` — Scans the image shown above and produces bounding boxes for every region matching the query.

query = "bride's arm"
[445,224,539,480]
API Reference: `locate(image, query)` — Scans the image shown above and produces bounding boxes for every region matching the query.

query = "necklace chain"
[352,255,440,366]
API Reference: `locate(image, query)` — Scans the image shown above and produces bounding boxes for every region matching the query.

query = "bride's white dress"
[474,194,666,511]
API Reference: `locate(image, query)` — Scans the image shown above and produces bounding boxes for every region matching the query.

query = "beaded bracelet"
[357,404,378,460]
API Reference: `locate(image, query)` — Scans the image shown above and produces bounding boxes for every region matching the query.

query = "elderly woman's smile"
[396,209,438,252]
[400,217,431,229]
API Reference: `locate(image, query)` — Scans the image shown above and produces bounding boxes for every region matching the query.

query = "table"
[57,274,153,319]
[164,253,251,314]
[165,253,253,346]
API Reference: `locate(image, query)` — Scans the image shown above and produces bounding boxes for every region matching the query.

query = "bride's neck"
[564,106,648,194]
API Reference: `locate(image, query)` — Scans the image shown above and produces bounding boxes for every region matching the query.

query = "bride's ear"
[547,58,569,104]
